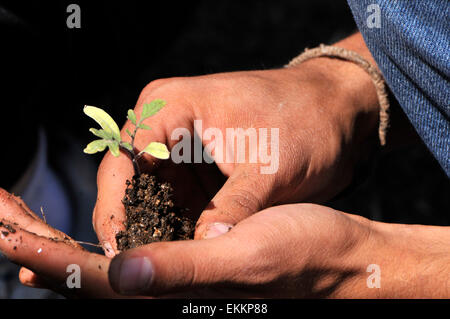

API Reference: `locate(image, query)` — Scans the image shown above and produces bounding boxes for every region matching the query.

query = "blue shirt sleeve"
[347,0,450,176]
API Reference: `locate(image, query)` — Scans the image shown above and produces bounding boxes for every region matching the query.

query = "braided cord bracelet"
[286,44,390,146]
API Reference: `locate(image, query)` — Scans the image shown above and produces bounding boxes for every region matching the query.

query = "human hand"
[0,188,371,298]
[94,35,381,256]
[106,202,450,298]
[2,188,448,298]
[105,203,375,298]
[0,188,119,298]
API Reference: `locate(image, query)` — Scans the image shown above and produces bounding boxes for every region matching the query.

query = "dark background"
[1,0,449,236]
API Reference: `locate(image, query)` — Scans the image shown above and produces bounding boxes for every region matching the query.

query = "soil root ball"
[116,173,195,251]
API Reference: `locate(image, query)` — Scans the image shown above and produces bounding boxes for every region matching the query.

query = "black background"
[1,0,449,230]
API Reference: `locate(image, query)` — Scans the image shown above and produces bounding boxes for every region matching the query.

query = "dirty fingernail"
[102,242,116,258]
[203,223,233,239]
[110,256,154,295]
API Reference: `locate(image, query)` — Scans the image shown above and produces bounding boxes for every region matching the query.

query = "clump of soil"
[116,173,195,251]
[0,221,16,237]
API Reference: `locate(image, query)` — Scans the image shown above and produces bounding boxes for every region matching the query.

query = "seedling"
[83,99,170,175]
[83,99,193,250]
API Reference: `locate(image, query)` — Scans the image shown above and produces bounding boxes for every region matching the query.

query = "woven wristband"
[286,44,389,146]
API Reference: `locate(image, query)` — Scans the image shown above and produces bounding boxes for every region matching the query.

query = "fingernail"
[203,222,233,239]
[102,242,116,258]
[111,257,154,295]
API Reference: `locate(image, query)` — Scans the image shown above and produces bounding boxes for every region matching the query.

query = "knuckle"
[226,189,263,216]
[184,253,200,287]
[141,77,187,97]
[144,244,198,295]
[137,77,192,113]
[142,78,172,93]
[198,189,263,228]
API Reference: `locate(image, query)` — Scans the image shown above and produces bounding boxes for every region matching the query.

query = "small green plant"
[83,99,170,175]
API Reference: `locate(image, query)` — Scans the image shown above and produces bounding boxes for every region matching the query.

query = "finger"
[194,167,275,239]
[94,152,133,257]
[0,188,80,248]
[0,188,81,287]
[94,87,196,256]
[7,193,40,221]
[19,267,48,289]
[0,220,120,298]
[108,232,253,296]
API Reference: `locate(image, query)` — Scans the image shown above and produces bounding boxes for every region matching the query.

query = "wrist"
[283,53,380,199]
[336,216,450,298]
[284,36,385,199]
[289,33,382,149]
[373,221,450,298]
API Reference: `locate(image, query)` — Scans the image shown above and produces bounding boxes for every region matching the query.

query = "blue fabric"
[347,0,450,176]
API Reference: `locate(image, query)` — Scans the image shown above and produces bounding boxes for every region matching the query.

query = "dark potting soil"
[116,173,195,251]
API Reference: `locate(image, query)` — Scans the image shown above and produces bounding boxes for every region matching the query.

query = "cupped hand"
[0,185,374,298]
[94,54,380,256]
[107,202,377,298]
[0,187,372,298]
[2,188,445,298]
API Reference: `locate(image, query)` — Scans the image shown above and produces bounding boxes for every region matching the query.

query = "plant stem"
[119,144,141,176]
[131,123,140,149]
[119,119,144,176]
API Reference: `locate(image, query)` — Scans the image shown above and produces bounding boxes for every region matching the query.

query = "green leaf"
[107,141,120,157]
[126,129,133,137]
[84,106,121,142]
[89,128,113,140]
[139,123,151,130]
[141,99,166,120]
[127,109,137,125]
[121,142,133,152]
[142,142,170,160]
[83,140,108,154]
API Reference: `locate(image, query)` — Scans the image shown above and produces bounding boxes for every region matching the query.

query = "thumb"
[107,235,246,296]
[195,168,275,239]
